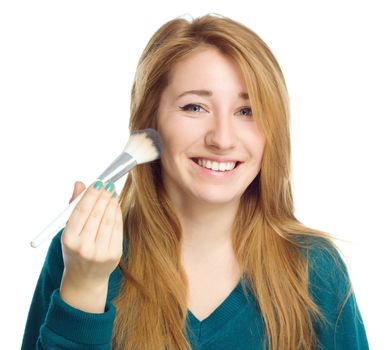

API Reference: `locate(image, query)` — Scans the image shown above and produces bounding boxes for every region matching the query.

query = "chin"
[193,191,242,206]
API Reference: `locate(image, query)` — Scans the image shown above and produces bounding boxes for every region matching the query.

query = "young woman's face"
[156,47,266,207]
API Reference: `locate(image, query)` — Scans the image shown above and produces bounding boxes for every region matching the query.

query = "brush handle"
[30,188,87,248]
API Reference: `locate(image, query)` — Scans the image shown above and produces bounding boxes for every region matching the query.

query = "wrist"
[60,274,109,313]
[62,268,109,291]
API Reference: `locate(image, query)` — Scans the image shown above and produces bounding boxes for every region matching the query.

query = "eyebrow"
[176,89,249,100]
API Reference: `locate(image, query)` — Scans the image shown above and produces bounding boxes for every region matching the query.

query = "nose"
[204,113,237,151]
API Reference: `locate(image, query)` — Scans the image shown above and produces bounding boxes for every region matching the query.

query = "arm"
[21,228,117,349]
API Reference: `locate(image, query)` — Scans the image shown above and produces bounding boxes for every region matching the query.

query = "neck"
[171,195,240,256]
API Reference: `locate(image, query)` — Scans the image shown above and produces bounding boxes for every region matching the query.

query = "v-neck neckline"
[186,275,251,343]
[187,279,242,323]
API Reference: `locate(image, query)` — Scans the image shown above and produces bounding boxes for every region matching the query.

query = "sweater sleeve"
[21,228,117,349]
[307,238,369,350]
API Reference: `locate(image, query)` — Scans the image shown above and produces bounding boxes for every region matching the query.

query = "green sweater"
[22,229,369,349]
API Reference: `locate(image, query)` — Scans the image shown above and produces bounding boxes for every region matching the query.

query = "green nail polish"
[105,181,115,192]
[112,192,117,199]
[93,180,103,190]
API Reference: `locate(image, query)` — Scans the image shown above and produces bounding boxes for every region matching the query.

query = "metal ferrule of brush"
[97,152,137,184]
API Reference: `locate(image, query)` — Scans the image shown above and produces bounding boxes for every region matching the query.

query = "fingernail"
[93,180,103,190]
[105,181,115,193]
[112,191,117,199]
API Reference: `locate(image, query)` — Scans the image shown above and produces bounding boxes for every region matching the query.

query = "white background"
[1,1,385,349]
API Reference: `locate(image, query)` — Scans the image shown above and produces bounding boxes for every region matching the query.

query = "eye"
[178,104,253,118]
[178,104,205,113]
[239,107,253,118]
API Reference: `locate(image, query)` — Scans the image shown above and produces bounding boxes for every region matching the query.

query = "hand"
[60,180,123,293]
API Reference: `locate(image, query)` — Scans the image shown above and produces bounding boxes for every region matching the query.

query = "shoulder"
[306,237,349,284]
[294,235,348,275]
[296,235,353,309]
[290,235,369,348]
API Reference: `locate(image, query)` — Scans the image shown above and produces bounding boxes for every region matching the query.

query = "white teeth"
[197,159,236,171]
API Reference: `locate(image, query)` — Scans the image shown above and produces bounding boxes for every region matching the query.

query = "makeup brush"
[30,128,163,248]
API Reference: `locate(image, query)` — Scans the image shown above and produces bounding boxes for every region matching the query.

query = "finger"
[79,181,115,242]
[69,181,86,204]
[109,200,123,256]
[94,193,118,249]
[69,184,76,204]
[74,181,86,201]
[64,180,105,240]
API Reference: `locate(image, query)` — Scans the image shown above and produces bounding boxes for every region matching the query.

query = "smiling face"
[156,47,266,208]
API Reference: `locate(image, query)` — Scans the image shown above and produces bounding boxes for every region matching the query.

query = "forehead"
[166,48,247,94]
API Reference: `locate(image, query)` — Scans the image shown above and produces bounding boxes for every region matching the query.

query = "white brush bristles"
[123,128,163,164]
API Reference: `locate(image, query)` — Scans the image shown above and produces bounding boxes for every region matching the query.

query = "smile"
[191,158,242,175]
[197,158,236,171]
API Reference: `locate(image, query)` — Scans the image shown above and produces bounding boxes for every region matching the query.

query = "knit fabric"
[21,229,369,349]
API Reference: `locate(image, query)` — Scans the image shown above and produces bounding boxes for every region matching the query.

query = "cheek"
[245,132,265,159]
[160,116,201,149]
[158,128,187,166]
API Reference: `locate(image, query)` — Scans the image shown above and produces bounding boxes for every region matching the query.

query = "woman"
[22,14,369,349]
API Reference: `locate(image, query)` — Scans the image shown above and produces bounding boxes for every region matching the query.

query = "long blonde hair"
[112,13,352,349]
